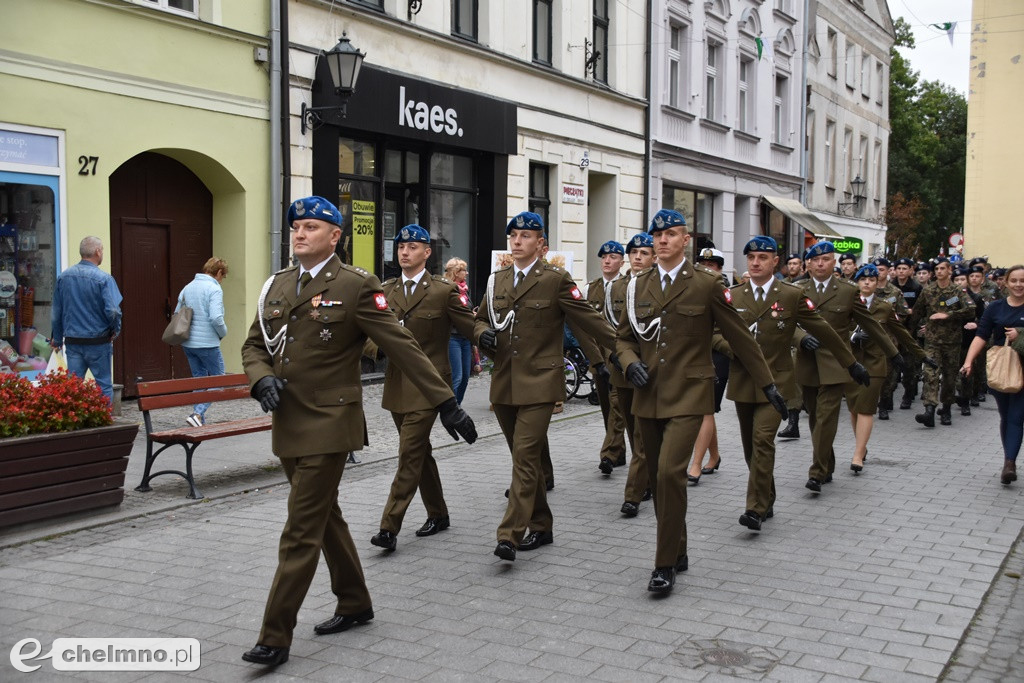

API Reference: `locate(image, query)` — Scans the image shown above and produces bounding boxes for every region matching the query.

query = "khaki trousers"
[380,409,447,534]
[596,375,626,461]
[802,383,844,481]
[637,415,702,568]
[493,403,555,545]
[258,453,372,648]
[735,402,783,516]
[617,386,648,503]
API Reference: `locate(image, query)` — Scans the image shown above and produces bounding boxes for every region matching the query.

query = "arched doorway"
[109,152,212,396]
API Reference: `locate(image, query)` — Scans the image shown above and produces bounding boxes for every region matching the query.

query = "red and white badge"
[804,298,815,310]
[459,293,470,307]
[374,292,389,310]
[570,286,583,300]
[722,288,732,304]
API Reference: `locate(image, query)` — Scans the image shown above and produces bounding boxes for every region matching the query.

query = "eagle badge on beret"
[402,228,410,240]
[516,215,526,228]
[293,201,305,216]
[654,215,665,228]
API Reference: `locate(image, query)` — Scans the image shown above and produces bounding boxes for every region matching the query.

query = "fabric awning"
[761,195,841,238]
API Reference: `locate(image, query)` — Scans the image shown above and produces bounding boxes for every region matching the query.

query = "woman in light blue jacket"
[176,257,228,426]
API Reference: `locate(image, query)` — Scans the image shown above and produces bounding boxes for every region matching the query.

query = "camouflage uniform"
[894,277,924,405]
[877,282,912,413]
[910,282,975,408]
[971,284,1003,398]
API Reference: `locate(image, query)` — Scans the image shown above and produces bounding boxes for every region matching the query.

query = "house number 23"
[77,155,99,176]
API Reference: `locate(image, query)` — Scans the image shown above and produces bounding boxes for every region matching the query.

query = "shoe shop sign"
[312,64,517,155]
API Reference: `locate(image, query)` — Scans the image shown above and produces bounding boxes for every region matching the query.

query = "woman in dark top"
[962,264,1024,484]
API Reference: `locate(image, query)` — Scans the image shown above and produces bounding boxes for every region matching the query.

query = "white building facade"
[287,0,649,291]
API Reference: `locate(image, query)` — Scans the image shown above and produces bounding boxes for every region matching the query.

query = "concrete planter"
[0,420,139,527]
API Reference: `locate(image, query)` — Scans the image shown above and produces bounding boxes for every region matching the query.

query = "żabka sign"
[832,237,864,254]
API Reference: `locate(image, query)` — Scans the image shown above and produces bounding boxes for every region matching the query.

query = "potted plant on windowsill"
[0,370,139,527]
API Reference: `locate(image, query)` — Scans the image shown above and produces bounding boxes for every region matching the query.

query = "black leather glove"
[800,335,821,351]
[609,352,623,373]
[762,383,789,419]
[625,361,649,388]
[479,328,498,353]
[254,376,285,413]
[922,356,939,369]
[438,397,477,444]
[890,353,907,371]
[848,362,871,387]
[851,330,869,345]
[595,362,611,382]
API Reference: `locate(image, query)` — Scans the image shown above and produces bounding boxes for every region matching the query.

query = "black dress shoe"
[765,507,774,519]
[687,473,700,485]
[641,488,652,501]
[519,530,553,551]
[739,510,762,531]
[647,567,675,593]
[504,488,509,498]
[494,541,516,561]
[614,455,627,467]
[370,530,397,551]
[242,645,289,666]
[806,478,822,492]
[599,457,614,474]
[620,501,639,517]
[314,607,374,635]
[823,474,833,484]
[675,554,688,572]
[415,516,450,537]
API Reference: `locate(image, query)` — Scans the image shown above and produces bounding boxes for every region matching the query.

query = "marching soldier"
[367,225,478,553]
[476,211,615,562]
[240,197,476,667]
[910,257,976,426]
[613,232,655,517]
[892,257,924,409]
[838,254,858,280]
[871,257,911,420]
[616,209,786,593]
[717,236,867,531]
[966,261,1000,404]
[586,240,627,474]
[783,252,806,283]
[795,241,899,494]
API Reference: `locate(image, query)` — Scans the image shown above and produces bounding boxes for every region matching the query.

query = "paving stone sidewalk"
[1,389,1022,681]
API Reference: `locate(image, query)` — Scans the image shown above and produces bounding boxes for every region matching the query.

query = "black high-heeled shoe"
[701,458,721,475]
[687,472,700,485]
[850,461,863,473]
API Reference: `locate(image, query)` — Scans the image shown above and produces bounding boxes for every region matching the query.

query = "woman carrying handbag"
[962,264,1024,484]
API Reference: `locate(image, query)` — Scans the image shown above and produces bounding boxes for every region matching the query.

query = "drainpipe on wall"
[279,0,292,269]
[799,0,811,207]
[269,0,282,271]
[643,0,654,227]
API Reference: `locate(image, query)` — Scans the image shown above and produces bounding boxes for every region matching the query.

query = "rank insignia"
[374,292,389,310]
[320,328,332,342]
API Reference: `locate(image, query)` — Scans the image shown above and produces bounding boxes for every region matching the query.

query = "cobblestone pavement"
[1,381,1022,682]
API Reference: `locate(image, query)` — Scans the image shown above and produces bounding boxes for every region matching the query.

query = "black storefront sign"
[313,63,517,154]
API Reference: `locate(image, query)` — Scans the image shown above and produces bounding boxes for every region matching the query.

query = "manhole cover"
[674,639,780,679]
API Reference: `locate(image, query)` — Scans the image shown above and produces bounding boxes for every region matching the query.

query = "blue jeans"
[66,343,114,405]
[993,389,1024,462]
[448,334,473,405]
[183,346,226,417]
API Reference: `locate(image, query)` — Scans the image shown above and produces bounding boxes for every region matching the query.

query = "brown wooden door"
[109,153,212,396]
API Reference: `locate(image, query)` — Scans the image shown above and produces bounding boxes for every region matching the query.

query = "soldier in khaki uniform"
[586,240,627,473]
[617,210,786,593]
[240,197,477,667]
[870,257,911,420]
[476,211,615,562]
[796,241,900,494]
[716,236,867,532]
[366,225,478,552]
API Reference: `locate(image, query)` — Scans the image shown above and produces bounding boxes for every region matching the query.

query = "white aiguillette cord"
[604,277,619,327]
[258,273,288,358]
[626,276,660,341]
[486,272,515,331]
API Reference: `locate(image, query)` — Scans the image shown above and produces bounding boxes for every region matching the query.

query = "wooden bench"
[135,374,271,499]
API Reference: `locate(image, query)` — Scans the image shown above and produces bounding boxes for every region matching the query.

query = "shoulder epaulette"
[340,263,371,277]
[544,263,563,273]
[382,277,398,287]
[274,264,298,275]
[495,263,512,272]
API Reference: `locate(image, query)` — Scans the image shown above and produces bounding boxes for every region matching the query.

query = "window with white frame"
[136,0,197,15]
[533,0,553,66]
[773,73,789,144]
[738,54,755,132]
[593,0,610,84]
[775,0,794,15]
[705,38,724,122]
[825,119,836,187]
[875,62,884,102]
[827,28,838,78]
[806,111,815,182]
[844,127,854,188]
[873,139,883,199]
[861,55,871,99]
[859,135,869,183]
[845,41,857,88]
[667,22,689,109]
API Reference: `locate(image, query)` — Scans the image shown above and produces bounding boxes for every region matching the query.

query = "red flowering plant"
[0,370,113,438]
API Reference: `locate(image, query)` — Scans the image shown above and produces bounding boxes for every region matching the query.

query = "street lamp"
[837,175,867,215]
[300,34,366,134]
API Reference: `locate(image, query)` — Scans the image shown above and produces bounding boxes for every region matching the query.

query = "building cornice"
[653,141,803,189]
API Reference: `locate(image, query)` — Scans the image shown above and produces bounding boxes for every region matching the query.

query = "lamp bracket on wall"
[584,38,601,76]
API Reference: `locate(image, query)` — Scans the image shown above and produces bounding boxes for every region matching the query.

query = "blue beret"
[804,241,835,260]
[934,256,950,266]
[395,224,430,245]
[626,232,654,252]
[597,240,625,257]
[838,253,858,264]
[895,257,915,268]
[648,209,686,234]
[952,265,969,277]
[969,264,985,274]
[506,211,546,236]
[915,262,932,272]
[969,257,988,267]
[288,196,343,227]
[854,264,879,280]
[871,257,891,268]
[786,253,803,262]
[743,235,778,254]
[992,268,1007,277]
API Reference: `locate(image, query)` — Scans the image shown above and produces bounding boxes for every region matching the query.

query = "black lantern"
[301,34,366,134]
[838,175,867,215]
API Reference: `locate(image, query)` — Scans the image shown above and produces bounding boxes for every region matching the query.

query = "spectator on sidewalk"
[444,257,474,404]
[176,257,229,427]
[50,236,122,404]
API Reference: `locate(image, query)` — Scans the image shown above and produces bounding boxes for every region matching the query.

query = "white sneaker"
[186,413,204,428]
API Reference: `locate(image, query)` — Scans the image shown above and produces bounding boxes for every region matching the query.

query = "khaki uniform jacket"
[377,274,477,413]
[796,277,898,387]
[474,263,615,405]
[605,272,634,388]
[242,255,453,457]
[616,263,774,419]
[581,274,623,375]
[876,282,911,318]
[717,280,856,404]
[855,297,926,377]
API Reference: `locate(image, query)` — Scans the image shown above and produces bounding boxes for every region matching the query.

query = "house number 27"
[77,155,99,176]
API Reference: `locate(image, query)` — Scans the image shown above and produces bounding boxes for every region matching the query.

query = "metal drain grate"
[674,639,780,678]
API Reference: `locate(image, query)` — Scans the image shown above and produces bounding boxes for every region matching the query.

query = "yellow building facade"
[963,0,1024,261]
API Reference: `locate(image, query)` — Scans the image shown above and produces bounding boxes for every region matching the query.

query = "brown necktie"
[405,280,415,298]
[298,271,312,293]
[662,273,672,291]
[515,271,525,291]
[755,287,764,303]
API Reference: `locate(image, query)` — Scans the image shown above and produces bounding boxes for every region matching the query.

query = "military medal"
[309,309,321,320]
[320,328,332,342]
[309,293,323,320]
